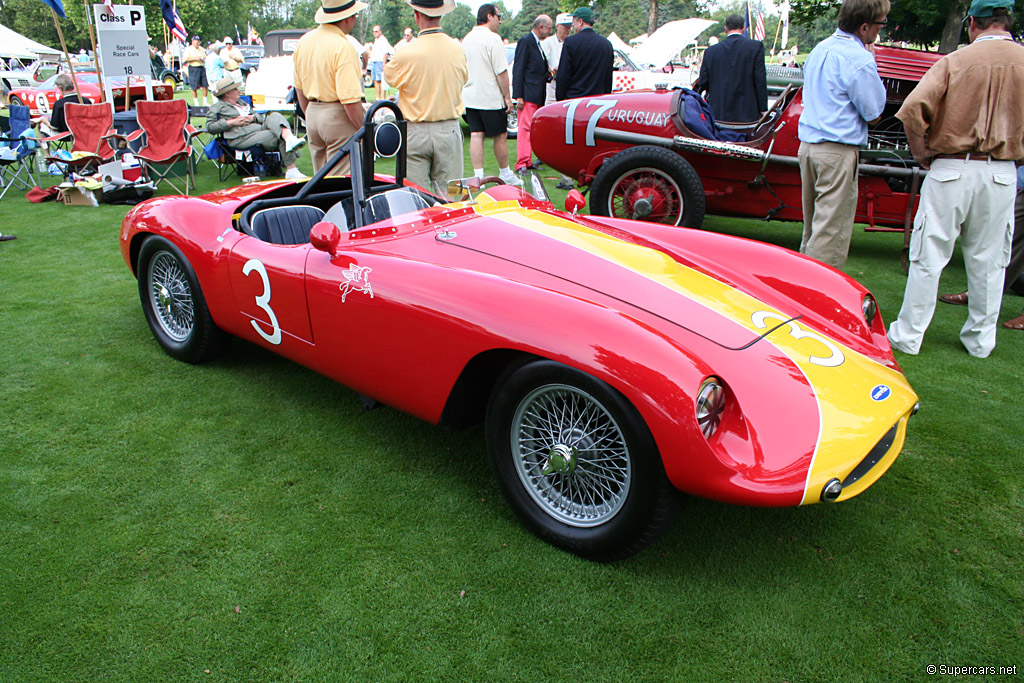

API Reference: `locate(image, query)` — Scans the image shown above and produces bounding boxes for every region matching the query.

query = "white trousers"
[887,157,1016,358]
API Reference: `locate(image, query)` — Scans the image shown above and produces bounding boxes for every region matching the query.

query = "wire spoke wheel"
[511,383,631,527]
[590,145,706,228]
[147,250,195,343]
[608,166,684,225]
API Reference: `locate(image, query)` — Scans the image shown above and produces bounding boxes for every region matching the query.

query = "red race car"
[8,71,173,116]
[531,46,942,231]
[120,102,918,561]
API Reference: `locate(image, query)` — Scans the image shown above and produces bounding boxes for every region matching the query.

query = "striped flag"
[754,8,766,41]
[100,0,114,15]
[160,0,187,43]
[744,2,752,38]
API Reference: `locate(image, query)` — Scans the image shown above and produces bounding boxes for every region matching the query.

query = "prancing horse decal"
[339,265,373,302]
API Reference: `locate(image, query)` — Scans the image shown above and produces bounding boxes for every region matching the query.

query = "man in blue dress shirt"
[797,0,889,269]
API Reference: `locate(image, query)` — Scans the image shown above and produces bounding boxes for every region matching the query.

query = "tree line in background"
[2,0,1017,59]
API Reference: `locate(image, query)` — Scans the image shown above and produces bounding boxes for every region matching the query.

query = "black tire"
[162,75,177,89]
[507,108,518,139]
[137,236,229,364]
[485,359,681,562]
[590,145,706,228]
[9,95,24,107]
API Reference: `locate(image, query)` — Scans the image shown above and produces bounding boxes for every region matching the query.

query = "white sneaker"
[498,170,522,186]
[285,168,308,180]
[285,136,307,153]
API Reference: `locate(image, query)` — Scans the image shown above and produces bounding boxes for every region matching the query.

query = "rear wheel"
[486,359,680,561]
[590,145,706,228]
[162,75,177,89]
[138,235,229,363]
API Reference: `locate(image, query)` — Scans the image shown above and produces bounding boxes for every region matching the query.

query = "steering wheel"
[753,83,794,130]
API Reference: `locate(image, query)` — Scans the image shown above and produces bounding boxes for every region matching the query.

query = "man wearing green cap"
[555,6,613,101]
[887,0,1024,359]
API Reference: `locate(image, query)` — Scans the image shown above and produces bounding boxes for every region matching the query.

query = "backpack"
[678,88,746,142]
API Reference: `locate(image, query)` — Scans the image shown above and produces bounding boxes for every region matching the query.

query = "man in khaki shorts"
[293,0,368,176]
[384,0,468,192]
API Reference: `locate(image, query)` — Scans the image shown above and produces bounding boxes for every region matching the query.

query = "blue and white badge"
[870,384,891,402]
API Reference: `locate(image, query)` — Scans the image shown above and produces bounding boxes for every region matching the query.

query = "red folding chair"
[135,99,199,195]
[42,102,128,177]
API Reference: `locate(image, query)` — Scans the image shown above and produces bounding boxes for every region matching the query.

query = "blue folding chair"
[0,105,40,201]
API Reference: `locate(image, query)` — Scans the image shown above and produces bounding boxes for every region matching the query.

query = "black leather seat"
[249,205,325,245]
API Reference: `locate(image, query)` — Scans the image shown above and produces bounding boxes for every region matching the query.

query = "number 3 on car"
[242,258,282,345]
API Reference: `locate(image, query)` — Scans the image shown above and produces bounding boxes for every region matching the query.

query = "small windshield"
[432,171,549,204]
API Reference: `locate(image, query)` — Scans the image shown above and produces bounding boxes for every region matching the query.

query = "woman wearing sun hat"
[207,77,308,180]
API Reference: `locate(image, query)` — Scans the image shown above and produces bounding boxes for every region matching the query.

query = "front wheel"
[138,235,229,363]
[486,360,680,561]
[9,95,24,107]
[590,145,706,228]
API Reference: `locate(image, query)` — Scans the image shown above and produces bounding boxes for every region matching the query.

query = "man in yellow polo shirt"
[384,0,468,191]
[293,0,368,176]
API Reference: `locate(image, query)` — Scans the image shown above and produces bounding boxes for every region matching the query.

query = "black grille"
[842,422,899,488]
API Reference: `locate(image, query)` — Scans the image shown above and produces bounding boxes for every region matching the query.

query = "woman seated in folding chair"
[207,77,308,180]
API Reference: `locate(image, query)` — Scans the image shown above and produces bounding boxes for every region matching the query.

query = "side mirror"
[565,189,586,215]
[310,221,342,257]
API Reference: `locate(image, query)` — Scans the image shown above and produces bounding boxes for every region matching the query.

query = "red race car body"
[120,103,918,560]
[531,46,942,231]
[8,71,173,116]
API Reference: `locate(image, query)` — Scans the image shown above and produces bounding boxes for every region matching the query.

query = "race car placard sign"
[93,4,153,104]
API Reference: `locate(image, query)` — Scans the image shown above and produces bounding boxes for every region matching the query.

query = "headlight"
[695,377,726,439]
[862,295,877,326]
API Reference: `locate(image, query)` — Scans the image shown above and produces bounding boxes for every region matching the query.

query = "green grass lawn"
[1,130,1022,681]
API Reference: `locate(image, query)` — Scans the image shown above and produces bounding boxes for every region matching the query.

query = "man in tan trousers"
[384,0,468,191]
[293,0,368,176]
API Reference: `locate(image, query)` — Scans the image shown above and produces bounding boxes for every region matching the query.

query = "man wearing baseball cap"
[555,6,613,101]
[887,0,1024,359]
[384,0,469,192]
[293,0,369,176]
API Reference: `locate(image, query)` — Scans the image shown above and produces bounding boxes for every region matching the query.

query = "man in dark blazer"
[513,14,553,171]
[555,6,613,102]
[695,14,768,123]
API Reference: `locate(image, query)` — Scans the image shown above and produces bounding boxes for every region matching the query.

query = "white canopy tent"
[0,23,61,60]
[630,19,717,70]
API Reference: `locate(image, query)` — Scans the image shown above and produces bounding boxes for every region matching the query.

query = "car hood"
[449,201,789,351]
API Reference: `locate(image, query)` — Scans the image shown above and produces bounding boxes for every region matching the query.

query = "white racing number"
[751,311,844,368]
[563,98,618,147]
[242,258,282,345]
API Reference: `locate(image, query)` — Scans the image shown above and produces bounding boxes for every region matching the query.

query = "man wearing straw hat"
[384,0,468,191]
[293,0,369,176]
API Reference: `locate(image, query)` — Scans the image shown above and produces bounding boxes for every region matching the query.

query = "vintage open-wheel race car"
[120,101,919,561]
[531,46,943,237]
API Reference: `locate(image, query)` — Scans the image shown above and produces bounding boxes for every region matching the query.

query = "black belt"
[307,99,339,104]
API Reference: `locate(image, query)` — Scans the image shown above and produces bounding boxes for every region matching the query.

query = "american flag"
[754,9,766,41]
[160,0,188,43]
[101,0,114,15]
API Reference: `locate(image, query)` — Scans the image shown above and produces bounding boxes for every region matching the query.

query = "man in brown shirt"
[887,0,1024,359]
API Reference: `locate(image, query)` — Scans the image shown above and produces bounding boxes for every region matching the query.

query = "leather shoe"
[939,291,968,306]
[0,234,16,242]
[528,161,544,170]
[556,180,574,190]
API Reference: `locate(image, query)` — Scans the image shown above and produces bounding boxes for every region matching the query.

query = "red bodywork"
[9,72,173,117]
[532,45,942,231]
[119,179,916,508]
